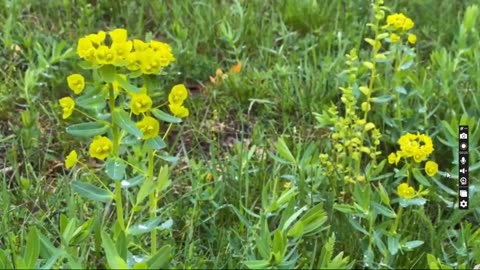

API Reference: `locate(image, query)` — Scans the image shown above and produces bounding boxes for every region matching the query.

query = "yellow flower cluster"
[136,116,160,140]
[386,13,414,31]
[385,13,417,45]
[389,133,434,163]
[77,28,175,74]
[168,84,189,118]
[397,183,415,199]
[89,136,113,160]
[388,132,438,176]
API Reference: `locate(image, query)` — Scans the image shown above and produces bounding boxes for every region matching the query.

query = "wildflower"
[398,133,419,157]
[388,152,397,164]
[230,62,242,73]
[397,183,415,199]
[425,161,438,177]
[67,74,85,95]
[417,133,434,157]
[133,39,149,52]
[111,41,132,65]
[169,103,189,118]
[130,92,152,115]
[109,28,128,43]
[390,33,401,43]
[284,181,291,189]
[86,31,106,45]
[413,152,427,163]
[408,34,417,44]
[136,116,160,139]
[402,18,414,31]
[77,37,95,59]
[65,150,78,169]
[126,52,141,71]
[89,136,113,160]
[95,45,116,65]
[168,84,188,105]
[59,97,75,119]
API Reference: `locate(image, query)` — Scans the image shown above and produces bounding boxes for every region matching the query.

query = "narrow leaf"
[151,109,182,123]
[66,122,110,137]
[112,109,143,138]
[72,181,113,203]
[105,158,126,181]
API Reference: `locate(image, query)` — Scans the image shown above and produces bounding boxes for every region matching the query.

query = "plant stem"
[109,85,125,231]
[148,150,157,254]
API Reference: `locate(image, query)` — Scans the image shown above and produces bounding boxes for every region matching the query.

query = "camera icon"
[459,133,468,139]
[460,177,468,185]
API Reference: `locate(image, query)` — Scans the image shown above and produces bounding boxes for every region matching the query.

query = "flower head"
[130,92,152,115]
[390,33,401,43]
[169,103,189,118]
[388,152,397,164]
[397,183,415,199]
[168,84,188,105]
[67,74,85,95]
[89,136,113,160]
[425,161,438,177]
[408,34,417,44]
[284,181,291,189]
[65,150,78,169]
[109,28,128,43]
[136,116,160,139]
[95,45,116,65]
[86,31,106,45]
[59,97,75,119]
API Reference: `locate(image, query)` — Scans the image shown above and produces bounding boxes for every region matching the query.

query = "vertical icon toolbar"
[459,126,468,210]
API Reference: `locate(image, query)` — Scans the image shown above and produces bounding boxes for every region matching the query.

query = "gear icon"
[460,200,468,208]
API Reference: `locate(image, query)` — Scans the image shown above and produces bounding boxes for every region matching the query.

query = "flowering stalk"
[109,85,126,231]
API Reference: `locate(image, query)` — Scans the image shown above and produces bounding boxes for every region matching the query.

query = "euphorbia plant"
[60,28,188,268]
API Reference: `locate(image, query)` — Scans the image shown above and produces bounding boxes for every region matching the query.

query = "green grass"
[1,0,480,269]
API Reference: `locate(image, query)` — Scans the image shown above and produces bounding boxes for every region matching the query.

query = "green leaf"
[412,169,431,187]
[116,231,128,261]
[272,230,286,264]
[136,177,155,205]
[101,231,127,269]
[372,202,396,218]
[38,232,62,259]
[399,60,414,70]
[370,95,393,103]
[287,221,304,238]
[275,137,296,164]
[112,109,143,138]
[283,205,308,232]
[426,254,440,269]
[76,89,106,111]
[117,175,144,189]
[128,217,162,235]
[147,245,172,269]
[132,262,148,269]
[348,216,368,235]
[387,235,399,255]
[243,260,271,269]
[145,137,167,150]
[100,65,116,83]
[0,250,13,269]
[299,203,329,236]
[333,204,356,214]
[377,183,390,205]
[24,227,40,269]
[105,158,126,180]
[156,165,170,193]
[114,74,141,93]
[61,218,77,245]
[72,181,113,203]
[151,108,182,123]
[66,122,110,137]
[403,240,424,249]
